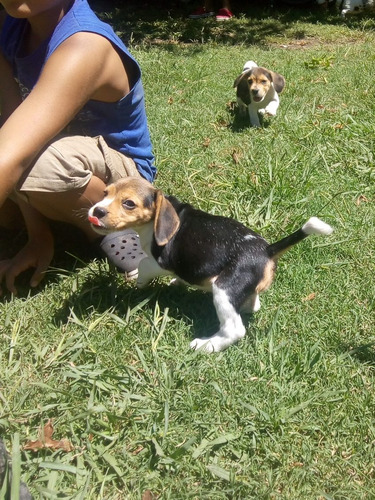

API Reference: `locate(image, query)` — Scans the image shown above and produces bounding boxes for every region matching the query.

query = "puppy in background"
[234,60,285,127]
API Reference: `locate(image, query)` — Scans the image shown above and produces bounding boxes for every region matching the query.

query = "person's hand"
[0,230,54,295]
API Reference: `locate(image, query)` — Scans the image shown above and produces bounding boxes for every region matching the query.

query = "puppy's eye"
[103,190,108,197]
[261,80,268,84]
[122,199,136,210]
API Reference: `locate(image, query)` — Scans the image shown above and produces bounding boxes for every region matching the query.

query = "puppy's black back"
[152,196,269,287]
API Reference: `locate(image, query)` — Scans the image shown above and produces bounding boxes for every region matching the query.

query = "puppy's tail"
[243,60,258,72]
[267,217,333,260]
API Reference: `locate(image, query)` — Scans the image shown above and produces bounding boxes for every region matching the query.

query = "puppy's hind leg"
[190,283,246,353]
[241,292,260,314]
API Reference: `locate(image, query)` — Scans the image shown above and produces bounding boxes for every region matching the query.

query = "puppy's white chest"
[251,85,278,110]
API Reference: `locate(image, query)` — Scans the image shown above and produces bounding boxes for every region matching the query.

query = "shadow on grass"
[92,0,375,47]
[0,220,256,346]
[229,105,274,132]
[0,222,99,300]
[0,221,257,343]
[343,342,375,366]
[52,267,256,344]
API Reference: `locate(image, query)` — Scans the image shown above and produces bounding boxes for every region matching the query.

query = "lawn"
[1,1,375,498]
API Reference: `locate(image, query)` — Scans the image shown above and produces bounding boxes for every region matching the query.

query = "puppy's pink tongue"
[88,215,101,226]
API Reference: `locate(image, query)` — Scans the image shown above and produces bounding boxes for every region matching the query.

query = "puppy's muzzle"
[88,205,107,228]
[251,89,263,102]
[93,206,107,219]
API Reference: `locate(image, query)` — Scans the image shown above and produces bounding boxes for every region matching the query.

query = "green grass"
[1,2,375,498]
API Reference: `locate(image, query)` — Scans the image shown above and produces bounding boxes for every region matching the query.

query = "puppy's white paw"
[190,333,239,353]
[190,337,216,353]
[264,103,279,116]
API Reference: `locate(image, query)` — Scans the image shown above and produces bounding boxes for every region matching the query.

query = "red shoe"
[216,7,233,20]
[189,6,215,18]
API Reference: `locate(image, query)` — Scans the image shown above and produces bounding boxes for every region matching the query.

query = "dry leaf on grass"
[356,194,369,206]
[302,292,316,302]
[24,419,73,452]
[142,490,158,500]
[232,150,240,164]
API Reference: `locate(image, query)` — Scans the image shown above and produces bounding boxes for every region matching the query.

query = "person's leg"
[25,175,105,241]
[0,198,24,231]
[18,135,139,238]
[18,135,146,273]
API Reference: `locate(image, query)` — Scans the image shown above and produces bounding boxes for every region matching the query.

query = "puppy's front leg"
[190,284,246,352]
[248,106,261,128]
[263,95,280,117]
[136,257,169,288]
[240,292,260,314]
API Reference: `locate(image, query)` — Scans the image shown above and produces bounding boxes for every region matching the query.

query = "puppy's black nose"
[93,206,107,219]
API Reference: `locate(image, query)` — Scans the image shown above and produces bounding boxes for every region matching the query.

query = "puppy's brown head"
[88,177,180,246]
[234,67,285,103]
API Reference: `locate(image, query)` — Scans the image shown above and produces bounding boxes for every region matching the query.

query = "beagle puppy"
[234,60,285,127]
[88,177,333,353]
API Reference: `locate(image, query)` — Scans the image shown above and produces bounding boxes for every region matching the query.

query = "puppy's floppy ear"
[270,71,285,93]
[154,190,180,246]
[233,70,251,88]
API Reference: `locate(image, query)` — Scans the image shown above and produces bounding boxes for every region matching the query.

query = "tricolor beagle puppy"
[234,60,285,127]
[88,177,333,353]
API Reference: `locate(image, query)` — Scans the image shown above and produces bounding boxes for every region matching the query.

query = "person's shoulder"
[57,30,117,58]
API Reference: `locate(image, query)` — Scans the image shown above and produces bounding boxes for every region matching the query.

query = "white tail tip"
[302,217,333,236]
[243,60,258,72]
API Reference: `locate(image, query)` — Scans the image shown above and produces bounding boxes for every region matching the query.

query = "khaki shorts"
[17,135,140,194]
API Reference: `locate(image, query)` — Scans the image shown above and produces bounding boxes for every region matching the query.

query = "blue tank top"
[0,0,156,182]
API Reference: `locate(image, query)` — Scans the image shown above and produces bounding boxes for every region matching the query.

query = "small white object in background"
[336,0,374,16]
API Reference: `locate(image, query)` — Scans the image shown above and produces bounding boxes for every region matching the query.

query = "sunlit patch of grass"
[1,2,375,498]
